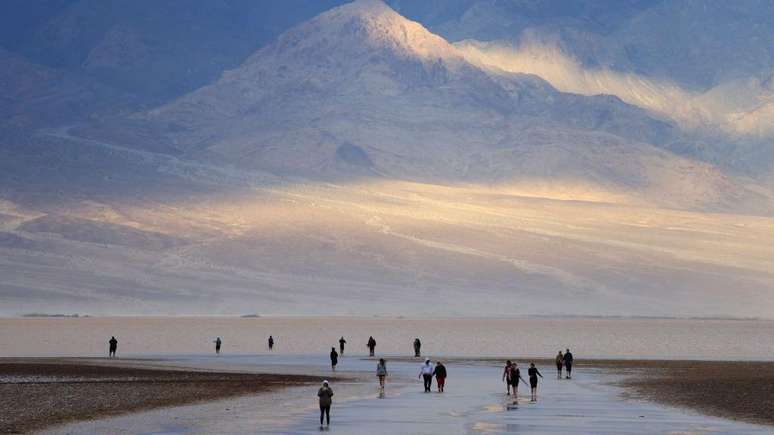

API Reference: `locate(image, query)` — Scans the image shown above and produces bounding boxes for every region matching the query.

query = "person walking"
[419,358,434,392]
[502,360,517,395]
[367,336,376,357]
[528,363,543,402]
[555,350,564,379]
[510,362,527,399]
[317,380,334,427]
[564,348,574,379]
[330,347,339,371]
[433,361,447,392]
[376,358,388,389]
[268,335,274,351]
[339,336,346,354]
[214,337,222,355]
[413,338,422,357]
[108,336,118,358]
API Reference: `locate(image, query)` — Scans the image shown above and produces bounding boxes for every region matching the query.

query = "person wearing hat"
[418,358,434,392]
[317,380,334,427]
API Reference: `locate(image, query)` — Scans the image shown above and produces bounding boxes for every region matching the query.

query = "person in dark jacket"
[317,380,334,427]
[433,361,447,392]
[268,335,274,351]
[214,337,222,355]
[367,336,376,357]
[339,336,346,354]
[528,363,543,402]
[564,348,574,379]
[413,338,422,357]
[510,363,527,399]
[108,336,118,358]
[555,350,564,379]
[330,347,339,371]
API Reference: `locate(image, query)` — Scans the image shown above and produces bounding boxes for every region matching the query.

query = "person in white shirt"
[418,359,434,392]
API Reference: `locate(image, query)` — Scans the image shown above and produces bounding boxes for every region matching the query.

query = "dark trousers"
[369,347,375,356]
[423,374,433,392]
[414,348,420,357]
[319,405,330,425]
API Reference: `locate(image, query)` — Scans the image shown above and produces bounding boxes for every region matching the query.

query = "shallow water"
[42,354,771,435]
[1,316,773,360]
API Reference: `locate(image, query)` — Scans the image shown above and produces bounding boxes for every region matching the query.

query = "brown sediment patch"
[614,360,774,427]
[0,360,323,434]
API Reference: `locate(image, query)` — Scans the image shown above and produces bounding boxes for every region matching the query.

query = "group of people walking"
[502,360,544,402]
[555,348,574,379]
[418,358,447,392]
[105,334,574,429]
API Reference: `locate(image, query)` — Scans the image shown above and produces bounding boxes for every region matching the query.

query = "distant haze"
[1,0,773,317]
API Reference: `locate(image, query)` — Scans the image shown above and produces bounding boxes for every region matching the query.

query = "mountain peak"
[293,0,460,62]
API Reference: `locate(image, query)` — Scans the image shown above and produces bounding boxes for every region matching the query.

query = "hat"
[322,380,329,386]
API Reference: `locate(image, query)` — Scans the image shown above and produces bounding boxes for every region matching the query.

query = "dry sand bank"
[616,360,774,427]
[0,359,322,434]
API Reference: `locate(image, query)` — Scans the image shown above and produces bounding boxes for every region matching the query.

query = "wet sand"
[3,357,773,433]
[371,356,774,427]
[615,360,774,427]
[0,359,322,434]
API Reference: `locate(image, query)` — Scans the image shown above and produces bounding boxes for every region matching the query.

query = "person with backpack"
[376,358,388,389]
[317,380,334,427]
[528,363,544,402]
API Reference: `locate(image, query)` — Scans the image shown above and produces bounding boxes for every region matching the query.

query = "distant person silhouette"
[268,335,274,351]
[376,358,388,389]
[433,361,447,392]
[108,336,118,358]
[367,336,376,357]
[528,363,543,402]
[317,380,334,427]
[330,347,339,371]
[555,350,564,379]
[339,336,346,354]
[413,338,422,357]
[214,337,222,355]
[564,348,574,379]
[419,359,433,392]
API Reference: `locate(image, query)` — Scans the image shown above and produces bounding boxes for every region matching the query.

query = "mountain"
[76,0,760,213]
[1,0,773,317]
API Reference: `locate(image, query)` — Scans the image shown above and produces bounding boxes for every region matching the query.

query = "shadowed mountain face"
[1,0,773,316]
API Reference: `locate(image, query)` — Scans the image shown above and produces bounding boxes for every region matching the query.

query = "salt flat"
[40,354,771,435]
